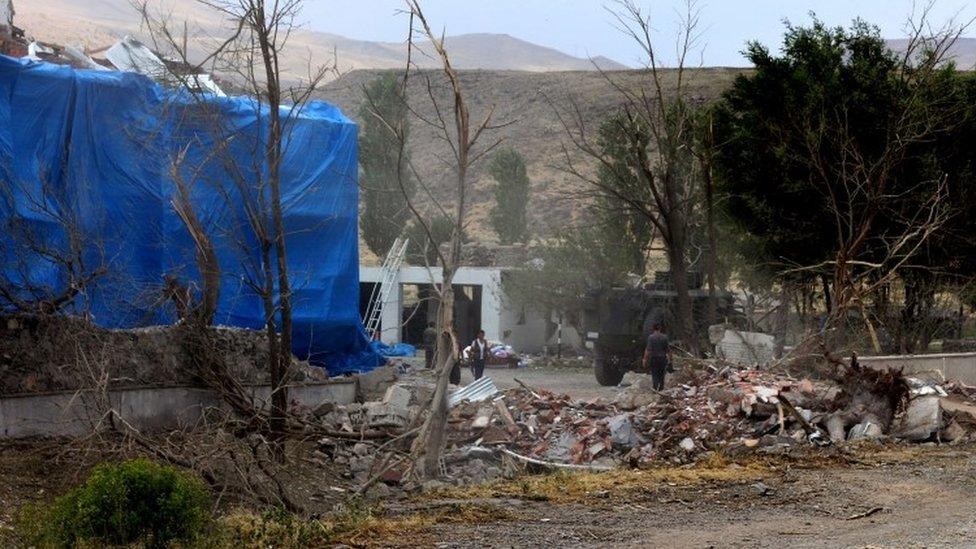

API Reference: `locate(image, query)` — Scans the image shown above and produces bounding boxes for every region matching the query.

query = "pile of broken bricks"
[307,361,976,496]
[446,363,976,468]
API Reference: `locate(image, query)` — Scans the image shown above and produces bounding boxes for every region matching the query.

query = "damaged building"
[0,51,377,373]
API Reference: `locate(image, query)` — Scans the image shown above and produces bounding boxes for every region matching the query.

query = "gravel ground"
[411,446,976,548]
[463,363,618,401]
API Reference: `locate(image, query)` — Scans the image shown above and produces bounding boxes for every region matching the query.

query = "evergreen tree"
[488,148,530,244]
[593,112,654,280]
[359,73,414,257]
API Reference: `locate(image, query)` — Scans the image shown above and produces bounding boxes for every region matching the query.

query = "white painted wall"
[361,265,555,353]
[361,266,505,345]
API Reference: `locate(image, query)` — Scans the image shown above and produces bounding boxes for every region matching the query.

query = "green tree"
[504,112,659,340]
[592,112,654,279]
[405,215,457,266]
[488,148,530,244]
[713,18,973,350]
[359,72,414,257]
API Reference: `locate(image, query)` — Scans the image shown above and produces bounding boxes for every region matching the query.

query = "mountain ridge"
[14,0,629,77]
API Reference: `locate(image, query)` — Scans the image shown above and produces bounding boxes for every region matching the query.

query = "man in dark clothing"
[470,329,489,380]
[643,323,670,391]
[422,321,437,369]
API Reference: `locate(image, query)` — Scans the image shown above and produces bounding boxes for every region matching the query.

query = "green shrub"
[21,458,212,548]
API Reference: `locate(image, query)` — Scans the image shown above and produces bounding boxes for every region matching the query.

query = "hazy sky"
[302,0,974,67]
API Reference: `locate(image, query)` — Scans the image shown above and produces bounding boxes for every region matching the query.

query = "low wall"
[858,352,976,384]
[0,380,356,439]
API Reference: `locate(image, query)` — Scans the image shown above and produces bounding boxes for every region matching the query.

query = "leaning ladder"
[363,237,409,340]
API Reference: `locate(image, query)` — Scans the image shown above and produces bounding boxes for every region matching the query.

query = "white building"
[360,265,571,353]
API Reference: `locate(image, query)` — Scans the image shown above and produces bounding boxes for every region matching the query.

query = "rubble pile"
[310,360,976,497]
[444,363,976,467]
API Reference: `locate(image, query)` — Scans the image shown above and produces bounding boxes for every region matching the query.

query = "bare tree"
[551,0,708,354]
[0,178,107,315]
[136,0,335,443]
[360,0,504,478]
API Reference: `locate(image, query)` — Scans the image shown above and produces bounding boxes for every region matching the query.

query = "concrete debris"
[382,384,412,411]
[356,365,398,402]
[608,414,642,448]
[892,396,942,441]
[312,357,976,495]
[847,421,883,441]
[714,329,775,364]
[941,418,969,442]
[364,401,409,429]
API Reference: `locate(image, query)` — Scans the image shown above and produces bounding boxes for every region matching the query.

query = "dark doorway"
[401,283,437,345]
[400,283,482,346]
[453,285,482,346]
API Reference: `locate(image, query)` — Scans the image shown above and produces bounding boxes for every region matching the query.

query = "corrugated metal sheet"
[449,376,498,407]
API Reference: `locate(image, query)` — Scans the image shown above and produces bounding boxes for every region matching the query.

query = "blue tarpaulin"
[371,340,417,357]
[0,55,381,374]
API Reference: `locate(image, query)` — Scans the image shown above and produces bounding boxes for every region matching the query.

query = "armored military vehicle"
[581,272,736,386]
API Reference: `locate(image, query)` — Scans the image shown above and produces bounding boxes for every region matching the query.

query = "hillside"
[886,37,976,69]
[15,0,627,80]
[319,68,743,245]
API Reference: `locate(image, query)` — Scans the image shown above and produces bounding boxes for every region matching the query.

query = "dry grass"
[216,501,514,547]
[429,454,770,504]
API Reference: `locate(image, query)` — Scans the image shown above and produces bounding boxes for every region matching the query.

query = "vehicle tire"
[594,352,625,386]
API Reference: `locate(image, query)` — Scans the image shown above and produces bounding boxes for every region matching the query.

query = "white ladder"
[363,237,409,340]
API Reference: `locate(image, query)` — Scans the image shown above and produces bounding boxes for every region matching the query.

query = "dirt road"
[459,363,617,401]
[404,446,976,548]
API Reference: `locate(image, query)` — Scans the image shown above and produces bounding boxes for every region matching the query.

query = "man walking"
[422,321,437,369]
[470,329,489,380]
[643,323,670,391]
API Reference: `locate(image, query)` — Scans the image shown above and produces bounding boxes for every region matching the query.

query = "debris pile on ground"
[307,359,976,498]
[442,361,976,468]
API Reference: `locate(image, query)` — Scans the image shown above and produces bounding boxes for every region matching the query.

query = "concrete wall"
[498,297,548,353]
[361,266,504,345]
[361,264,583,354]
[858,352,976,384]
[0,380,356,439]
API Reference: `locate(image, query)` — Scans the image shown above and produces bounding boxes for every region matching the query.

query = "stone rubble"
[308,360,976,499]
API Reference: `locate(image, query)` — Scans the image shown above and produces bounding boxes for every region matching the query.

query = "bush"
[21,458,212,548]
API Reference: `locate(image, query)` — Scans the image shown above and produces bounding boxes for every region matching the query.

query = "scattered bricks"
[481,425,514,445]
[379,468,404,485]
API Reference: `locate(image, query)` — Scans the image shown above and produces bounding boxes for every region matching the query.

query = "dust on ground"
[455,360,618,401]
[399,445,976,548]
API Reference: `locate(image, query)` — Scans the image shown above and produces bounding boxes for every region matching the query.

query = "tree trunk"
[255,9,289,445]
[820,273,833,315]
[701,142,718,327]
[412,278,456,477]
[668,235,698,356]
[774,284,789,358]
